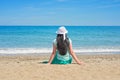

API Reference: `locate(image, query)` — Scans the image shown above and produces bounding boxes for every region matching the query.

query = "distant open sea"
[0,26,120,55]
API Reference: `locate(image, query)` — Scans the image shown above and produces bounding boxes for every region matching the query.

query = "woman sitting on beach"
[48,26,82,65]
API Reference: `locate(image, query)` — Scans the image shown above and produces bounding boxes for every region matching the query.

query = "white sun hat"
[56,26,68,40]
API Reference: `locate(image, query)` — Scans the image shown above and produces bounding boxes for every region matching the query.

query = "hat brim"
[56,31,68,34]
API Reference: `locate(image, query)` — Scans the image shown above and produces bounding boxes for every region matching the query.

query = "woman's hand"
[78,61,84,65]
[47,63,51,65]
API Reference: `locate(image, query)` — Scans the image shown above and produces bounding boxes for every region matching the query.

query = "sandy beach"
[0,54,120,80]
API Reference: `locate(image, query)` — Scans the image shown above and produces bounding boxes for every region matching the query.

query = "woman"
[48,26,82,65]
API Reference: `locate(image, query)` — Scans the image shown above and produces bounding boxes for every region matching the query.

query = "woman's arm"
[69,43,83,65]
[48,44,56,64]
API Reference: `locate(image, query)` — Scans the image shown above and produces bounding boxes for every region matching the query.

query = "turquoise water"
[0,26,120,54]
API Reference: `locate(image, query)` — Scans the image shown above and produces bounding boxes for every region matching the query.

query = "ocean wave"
[0,48,120,54]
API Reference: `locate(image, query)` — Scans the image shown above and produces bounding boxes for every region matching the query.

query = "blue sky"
[0,0,120,26]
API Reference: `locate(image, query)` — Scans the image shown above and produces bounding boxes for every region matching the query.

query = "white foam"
[0,48,120,54]
[74,49,120,53]
[0,48,52,54]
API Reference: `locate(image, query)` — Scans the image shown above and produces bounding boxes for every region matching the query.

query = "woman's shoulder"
[68,38,72,43]
[53,39,57,46]
[53,39,56,43]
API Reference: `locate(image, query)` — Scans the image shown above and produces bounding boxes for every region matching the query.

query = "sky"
[0,0,120,26]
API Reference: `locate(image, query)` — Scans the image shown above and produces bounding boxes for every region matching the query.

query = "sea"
[0,26,120,55]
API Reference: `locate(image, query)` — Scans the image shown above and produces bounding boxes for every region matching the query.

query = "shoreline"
[0,48,120,55]
[0,53,120,58]
[0,51,120,56]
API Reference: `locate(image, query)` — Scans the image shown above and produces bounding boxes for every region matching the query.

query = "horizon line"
[0,25,120,27]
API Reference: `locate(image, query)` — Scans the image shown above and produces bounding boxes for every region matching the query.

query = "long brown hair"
[57,34,69,55]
